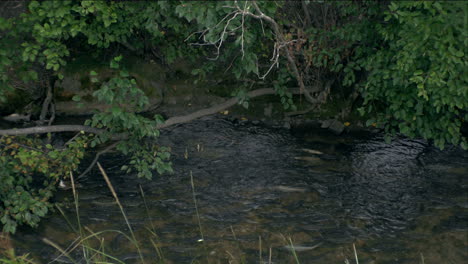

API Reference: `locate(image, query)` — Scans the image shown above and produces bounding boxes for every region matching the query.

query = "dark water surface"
[13,117,468,263]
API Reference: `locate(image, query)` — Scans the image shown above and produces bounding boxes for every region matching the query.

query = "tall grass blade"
[190,170,204,242]
[149,238,164,262]
[230,225,237,240]
[139,185,165,261]
[259,235,262,263]
[97,162,145,264]
[81,245,125,264]
[353,243,359,264]
[69,172,89,262]
[42,238,77,264]
[288,237,300,264]
[55,204,77,233]
[268,247,272,264]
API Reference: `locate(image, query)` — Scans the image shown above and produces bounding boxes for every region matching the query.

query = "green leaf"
[119,70,129,78]
[48,151,58,159]
[110,60,119,69]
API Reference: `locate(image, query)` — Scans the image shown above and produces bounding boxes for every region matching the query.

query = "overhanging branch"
[0,88,303,137]
[0,87,307,178]
[0,125,103,136]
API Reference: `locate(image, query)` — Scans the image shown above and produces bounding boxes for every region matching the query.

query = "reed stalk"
[69,172,89,261]
[139,184,165,262]
[42,238,77,264]
[97,162,145,264]
[258,235,262,263]
[288,237,300,264]
[190,170,204,242]
[353,243,359,264]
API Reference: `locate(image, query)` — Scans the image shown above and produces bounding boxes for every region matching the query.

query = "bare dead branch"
[232,1,318,104]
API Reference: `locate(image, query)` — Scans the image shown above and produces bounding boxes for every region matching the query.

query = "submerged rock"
[264,103,273,117]
[320,119,345,135]
[320,119,334,128]
[328,120,345,135]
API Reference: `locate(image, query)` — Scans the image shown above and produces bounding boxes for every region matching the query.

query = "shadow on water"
[13,117,468,263]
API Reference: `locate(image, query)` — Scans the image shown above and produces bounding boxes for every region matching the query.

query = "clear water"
[13,117,468,263]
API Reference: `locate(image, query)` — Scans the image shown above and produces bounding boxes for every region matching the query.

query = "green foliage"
[370,2,468,148]
[233,89,250,109]
[1,0,195,103]
[84,57,173,179]
[0,251,34,264]
[0,13,38,104]
[356,2,467,149]
[274,68,296,111]
[176,1,282,90]
[297,1,466,149]
[0,134,87,233]
[0,58,171,233]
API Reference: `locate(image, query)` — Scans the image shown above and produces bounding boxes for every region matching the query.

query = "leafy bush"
[0,134,86,233]
[359,2,467,149]
[296,1,466,148]
[0,57,171,233]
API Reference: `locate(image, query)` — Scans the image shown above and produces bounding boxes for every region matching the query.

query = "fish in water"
[301,148,323,155]
[2,113,31,122]
[294,156,322,163]
[283,242,323,252]
[271,185,307,193]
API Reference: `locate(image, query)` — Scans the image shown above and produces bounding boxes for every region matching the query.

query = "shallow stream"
[13,117,468,263]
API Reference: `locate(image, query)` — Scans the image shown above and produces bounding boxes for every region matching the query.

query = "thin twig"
[76,141,120,179]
